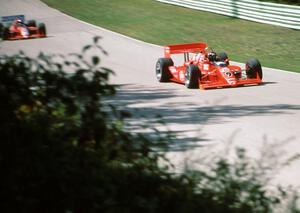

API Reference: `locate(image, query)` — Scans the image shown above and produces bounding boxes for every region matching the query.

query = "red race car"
[0,15,46,40]
[155,42,262,89]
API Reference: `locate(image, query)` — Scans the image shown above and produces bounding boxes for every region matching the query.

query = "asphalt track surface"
[1,0,300,186]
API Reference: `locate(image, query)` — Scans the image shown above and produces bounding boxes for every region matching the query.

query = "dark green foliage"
[0,38,297,212]
[258,0,300,6]
[0,37,196,213]
[185,148,279,213]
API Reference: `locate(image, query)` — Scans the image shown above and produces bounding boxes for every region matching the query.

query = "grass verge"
[42,0,300,72]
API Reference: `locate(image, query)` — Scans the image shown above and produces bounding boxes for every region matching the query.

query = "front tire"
[246,58,263,79]
[155,58,173,82]
[27,20,37,27]
[185,65,200,89]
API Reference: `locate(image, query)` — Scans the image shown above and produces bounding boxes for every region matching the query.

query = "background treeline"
[259,0,300,5]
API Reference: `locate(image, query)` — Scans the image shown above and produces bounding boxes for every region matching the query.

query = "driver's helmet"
[15,18,22,23]
[14,18,23,26]
[208,52,217,62]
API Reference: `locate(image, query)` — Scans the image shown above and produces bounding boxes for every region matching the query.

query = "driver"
[9,18,26,32]
[207,51,217,62]
[192,48,218,64]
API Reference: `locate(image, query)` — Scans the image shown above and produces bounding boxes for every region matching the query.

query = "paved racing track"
[1,0,300,186]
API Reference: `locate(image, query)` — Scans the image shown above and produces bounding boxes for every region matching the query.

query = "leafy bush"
[0,37,183,212]
[0,37,298,212]
[185,148,281,212]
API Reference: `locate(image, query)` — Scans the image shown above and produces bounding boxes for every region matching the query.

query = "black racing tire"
[155,58,173,82]
[27,20,37,27]
[38,23,46,37]
[0,23,3,37]
[2,27,10,40]
[218,52,229,65]
[246,58,263,79]
[185,64,200,89]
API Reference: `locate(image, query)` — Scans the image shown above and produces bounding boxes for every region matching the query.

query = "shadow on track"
[105,84,300,151]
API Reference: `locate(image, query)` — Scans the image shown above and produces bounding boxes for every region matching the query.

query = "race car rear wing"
[1,15,25,24]
[164,42,208,58]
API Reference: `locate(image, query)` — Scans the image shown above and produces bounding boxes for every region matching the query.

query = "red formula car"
[0,15,46,40]
[155,42,262,89]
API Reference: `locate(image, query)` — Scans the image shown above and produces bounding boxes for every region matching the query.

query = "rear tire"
[155,58,173,82]
[246,58,263,79]
[27,20,36,27]
[185,65,200,89]
[218,52,229,65]
[38,23,46,37]
[2,27,10,40]
[0,23,3,38]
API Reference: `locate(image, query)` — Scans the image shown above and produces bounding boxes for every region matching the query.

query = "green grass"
[42,0,300,72]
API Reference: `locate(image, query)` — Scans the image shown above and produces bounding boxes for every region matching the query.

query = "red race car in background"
[155,42,263,89]
[0,15,46,40]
